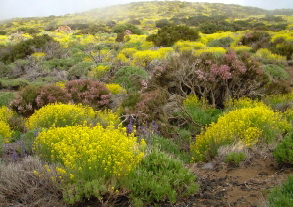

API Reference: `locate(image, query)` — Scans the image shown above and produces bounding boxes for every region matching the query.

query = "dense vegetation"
[0,1,293,206]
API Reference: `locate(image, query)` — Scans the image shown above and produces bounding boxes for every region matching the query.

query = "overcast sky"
[1,0,293,20]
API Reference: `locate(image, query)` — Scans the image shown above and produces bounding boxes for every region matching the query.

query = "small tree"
[146,25,200,47]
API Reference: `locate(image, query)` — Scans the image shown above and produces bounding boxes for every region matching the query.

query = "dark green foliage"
[239,31,272,51]
[270,42,293,60]
[146,25,200,47]
[155,19,173,28]
[124,150,198,205]
[113,23,143,35]
[120,93,142,112]
[9,85,41,117]
[267,175,293,206]
[0,31,7,35]
[40,58,76,71]
[18,27,39,34]
[273,132,293,165]
[127,19,141,25]
[0,34,57,64]
[113,66,148,92]
[115,32,125,42]
[74,24,109,35]
[207,37,234,47]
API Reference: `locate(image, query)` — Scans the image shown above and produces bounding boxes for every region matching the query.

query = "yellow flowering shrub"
[174,40,205,51]
[87,65,111,79]
[105,83,126,95]
[195,47,226,56]
[34,125,145,179]
[254,48,287,64]
[191,106,290,161]
[232,46,252,52]
[55,81,66,89]
[0,121,13,140]
[0,106,15,124]
[225,97,267,110]
[26,103,95,130]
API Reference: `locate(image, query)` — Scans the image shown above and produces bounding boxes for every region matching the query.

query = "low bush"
[33,125,145,204]
[35,84,71,108]
[123,149,198,206]
[9,85,41,117]
[273,132,293,165]
[0,92,15,107]
[0,156,64,206]
[65,79,111,109]
[191,105,290,161]
[26,103,96,130]
[262,64,290,81]
[182,94,222,127]
[105,83,126,95]
[113,66,148,92]
[267,175,293,206]
[225,152,246,165]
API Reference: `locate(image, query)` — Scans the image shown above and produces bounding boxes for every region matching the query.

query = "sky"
[0,0,293,20]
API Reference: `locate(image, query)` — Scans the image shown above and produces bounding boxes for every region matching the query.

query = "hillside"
[1,1,293,33]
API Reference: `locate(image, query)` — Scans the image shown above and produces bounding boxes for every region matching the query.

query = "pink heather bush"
[65,79,111,109]
[35,85,71,108]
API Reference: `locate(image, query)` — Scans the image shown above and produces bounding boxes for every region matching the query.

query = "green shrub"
[9,85,41,117]
[113,23,143,35]
[146,25,200,47]
[273,132,293,165]
[113,66,148,92]
[68,62,95,79]
[0,92,15,107]
[0,34,57,64]
[262,64,290,81]
[225,152,246,165]
[0,78,29,90]
[123,150,198,206]
[206,36,234,47]
[267,175,293,206]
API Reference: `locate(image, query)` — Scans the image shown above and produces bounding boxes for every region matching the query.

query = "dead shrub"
[0,156,65,207]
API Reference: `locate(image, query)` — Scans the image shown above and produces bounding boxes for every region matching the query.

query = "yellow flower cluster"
[225,97,267,110]
[195,47,226,56]
[87,65,111,79]
[191,105,290,161]
[26,103,95,130]
[174,40,205,51]
[0,121,13,140]
[254,48,286,64]
[0,106,14,123]
[34,125,145,180]
[232,46,252,52]
[55,81,66,89]
[183,94,208,109]
[0,106,14,141]
[105,83,126,95]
